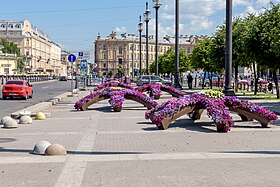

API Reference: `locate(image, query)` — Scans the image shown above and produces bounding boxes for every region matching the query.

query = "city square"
[0,0,280,186]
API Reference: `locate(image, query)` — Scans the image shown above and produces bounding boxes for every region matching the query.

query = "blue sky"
[1,0,279,57]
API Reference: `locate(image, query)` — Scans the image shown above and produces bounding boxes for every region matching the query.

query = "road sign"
[78,52,83,57]
[68,54,76,62]
[80,65,87,70]
[80,59,87,63]
[77,51,90,60]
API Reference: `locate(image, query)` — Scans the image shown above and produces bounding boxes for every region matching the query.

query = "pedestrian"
[187,73,193,89]
[268,81,273,94]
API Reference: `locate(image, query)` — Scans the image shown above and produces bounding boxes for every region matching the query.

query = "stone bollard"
[35,112,46,120]
[31,141,51,155]
[3,119,18,128]
[45,144,67,156]
[19,116,33,124]
[1,116,13,125]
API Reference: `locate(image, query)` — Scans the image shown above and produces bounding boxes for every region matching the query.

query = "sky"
[1,0,279,60]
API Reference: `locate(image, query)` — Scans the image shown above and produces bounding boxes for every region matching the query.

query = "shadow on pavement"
[218,151,280,155]
[0,148,149,155]
[67,151,149,155]
[0,148,31,153]
[0,138,17,143]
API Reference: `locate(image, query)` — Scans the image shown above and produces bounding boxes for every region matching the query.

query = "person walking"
[187,73,193,89]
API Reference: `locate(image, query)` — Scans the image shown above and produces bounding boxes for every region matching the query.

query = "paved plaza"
[0,90,280,186]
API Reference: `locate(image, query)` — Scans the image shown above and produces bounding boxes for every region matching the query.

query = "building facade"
[0,20,64,75]
[0,52,17,75]
[94,32,205,77]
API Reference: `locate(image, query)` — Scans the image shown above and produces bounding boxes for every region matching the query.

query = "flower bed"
[94,81,134,91]
[145,92,277,132]
[224,96,278,126]
[74,87,157,111]
[136,83,184,99]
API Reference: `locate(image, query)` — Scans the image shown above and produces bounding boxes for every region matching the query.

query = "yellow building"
[0,52,17,75]
[94,32,205,77]
[0,20,63,75]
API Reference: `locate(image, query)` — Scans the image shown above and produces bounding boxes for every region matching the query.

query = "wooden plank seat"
[81,94,110,111]
[157,106,194,130]
[189,105,269,128]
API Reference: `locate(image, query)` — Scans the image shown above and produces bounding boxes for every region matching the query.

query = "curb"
[10,91,72,119]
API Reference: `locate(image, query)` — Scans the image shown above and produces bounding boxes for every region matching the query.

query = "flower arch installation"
[145,93,278,132]
[136,83,184,100]
[74,87,158,112]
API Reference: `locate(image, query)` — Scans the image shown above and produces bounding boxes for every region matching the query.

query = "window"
[151,76,161,81]
[2,32,6,36]
[26,39,29,46]
[9,32,13,36]
[8,24,13,28]
[6,81,24,85]
[119,47,122,55]
[15,24,21,28]
[26,49,30,56]
[118,58,122,64]
[0,24,6,28]
[187,47,191,53]
[103,63,106,68]
[103,45,106,50]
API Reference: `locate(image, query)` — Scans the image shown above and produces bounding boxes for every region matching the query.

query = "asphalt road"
[0,80,72,118]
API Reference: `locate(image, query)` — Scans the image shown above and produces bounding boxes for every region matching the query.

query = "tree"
[149,48,191,75]
[1,39,26,73]
[256,3,280,98]
[190,36,224,88]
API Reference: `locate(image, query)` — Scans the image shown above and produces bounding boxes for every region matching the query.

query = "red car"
[59,76,68,81]
[2,80,33,100]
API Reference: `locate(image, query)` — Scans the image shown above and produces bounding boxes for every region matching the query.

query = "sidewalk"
[0,91,280,186]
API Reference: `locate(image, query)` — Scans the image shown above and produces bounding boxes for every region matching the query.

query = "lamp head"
[138,15,143,32]
[153,0,162,8]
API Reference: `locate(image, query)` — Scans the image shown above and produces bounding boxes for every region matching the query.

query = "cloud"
[114,26,127,33]
[151,0,278,37]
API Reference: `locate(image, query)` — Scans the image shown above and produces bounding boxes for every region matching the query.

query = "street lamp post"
[223,0,235,95]
[144,2,151,75]
[174,0,182,88]
[153,0,161,76]
[138,15,143,76]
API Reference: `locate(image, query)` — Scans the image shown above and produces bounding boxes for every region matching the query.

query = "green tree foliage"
[1,39,25,73]
[149,48,191,75]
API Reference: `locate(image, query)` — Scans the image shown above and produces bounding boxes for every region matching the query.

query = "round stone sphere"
[45,144,67,156]
[3,119,18,128]
[32,141,51,155]
[1,116,13,125]
[35,112,46,120]
[19,116,33,124]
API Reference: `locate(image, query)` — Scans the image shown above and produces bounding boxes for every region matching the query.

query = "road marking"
[42,86,49,89]
[55,114,100,187]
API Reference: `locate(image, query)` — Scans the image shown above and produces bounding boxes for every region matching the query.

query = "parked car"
[67,75,76,80]
[2,80,33,100]
[136,75,172,86]
[59,76,68,81]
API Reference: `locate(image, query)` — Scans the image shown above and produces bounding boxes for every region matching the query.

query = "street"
[0,80,71,118]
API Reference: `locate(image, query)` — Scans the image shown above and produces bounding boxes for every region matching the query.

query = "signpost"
[68,54,76,94]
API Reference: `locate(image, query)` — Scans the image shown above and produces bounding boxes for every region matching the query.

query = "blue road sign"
[68,54,76,62]
[78,52,83,57]
[80,59,87,63]
[80,65,87,70]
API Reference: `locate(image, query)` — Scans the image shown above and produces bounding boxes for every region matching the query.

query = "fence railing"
[0,75,50,85]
